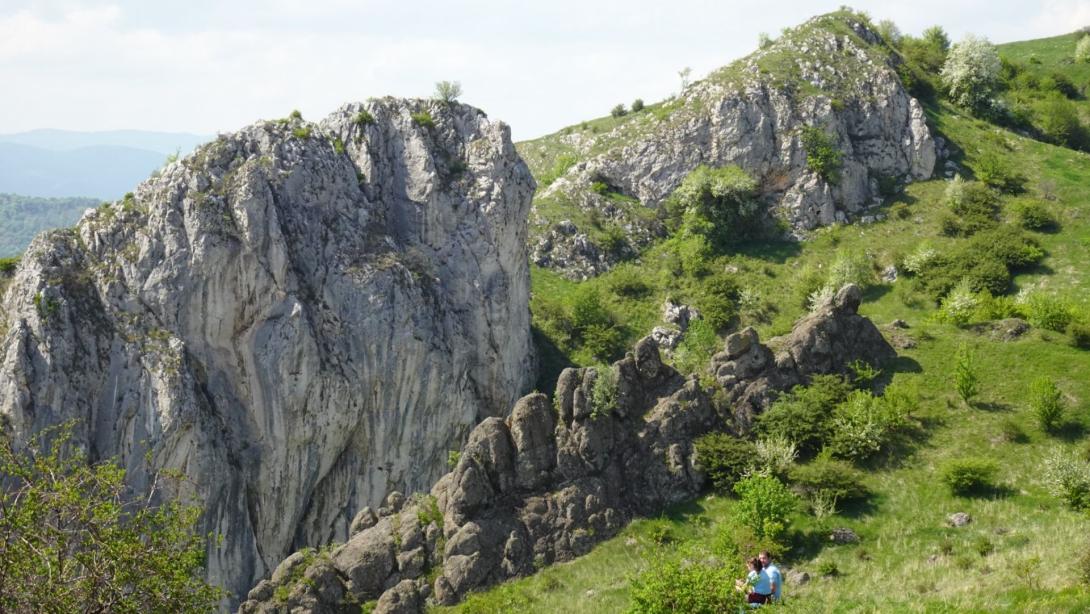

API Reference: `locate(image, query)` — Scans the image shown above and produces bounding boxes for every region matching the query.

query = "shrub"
[696,274,739,332]
[582,324,624,362]
[631,98,645,112]
[827,389,911,461]
[611,103,628,118]
[292,125,312,139]
[1069,321,1090,350]
[789,456,870,506]
[733,475,798,540]
[941,34,1001,112]
[667,164,763,247]
[965,226,1044,270]
[758,32,773,49]
[539,153,578,187]
[974,151,1026,194]
[1013,200,1057,231]
[355,109,375,127]
[902,243,938,274]
[942,177,1000,235]
[816,560,841,577]
[695,433,756,492]
[1076,35,1090,63]
[1034,94,1085,149]
[755,375,853,459]
[433,80,462,103]
[671,318,718,376]
[953,344,980,404]
[608,267,651,298]
[973,536,995,557]
[411,111,435,128]
[626,553,741,614]
[754,436,798,479]
[940,457,999,495]
[1042,451,1090,510]
[1029,376,1065,433]
[590,366,619,419]
[0,426,225,612]
[800,125,842,183]
[1022,293,1074,332]
[936,279,979,326]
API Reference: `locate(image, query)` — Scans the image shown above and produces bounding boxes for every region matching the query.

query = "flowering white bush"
[1043,451,1090,510]
[938,279,978,325]
[1076,35,1090,63]
[941,35,1000,111]
[902,242,938,274]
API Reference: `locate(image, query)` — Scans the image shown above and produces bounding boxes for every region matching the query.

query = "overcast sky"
[2,0,1089,141]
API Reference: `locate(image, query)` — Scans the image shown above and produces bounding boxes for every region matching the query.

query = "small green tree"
[631,98,645,113]
[1030,376,1065,433]
[0,426,224,612]
[433,80,462,103]
[941,34,1000,112]
[733,474,798,541]
[610,103,628,118]
[953,344,980,404]
[799,126,842,183]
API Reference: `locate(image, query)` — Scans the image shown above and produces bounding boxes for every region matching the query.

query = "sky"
[2,0,1089,142]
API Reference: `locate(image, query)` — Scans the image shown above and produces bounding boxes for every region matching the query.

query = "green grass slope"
[434,28,1090,614]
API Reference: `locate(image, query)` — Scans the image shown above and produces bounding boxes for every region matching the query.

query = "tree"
[877,19,902,47]
[941,35,1001,112]
[953,344,980,405]
[0,426,224,612]
[921,25,950,53]
[678,66,692,91]
[610,103,628,118]
[631,98,645,113]
[433,80,462,103]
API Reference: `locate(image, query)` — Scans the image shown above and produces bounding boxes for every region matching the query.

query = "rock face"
[240,284,895,613]
[0,98,535,600]
[527,11,936,279]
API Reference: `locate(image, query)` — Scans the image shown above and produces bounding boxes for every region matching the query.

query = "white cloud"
[0,1,1084,140]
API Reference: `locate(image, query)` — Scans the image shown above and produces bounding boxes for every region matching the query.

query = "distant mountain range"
[0,129,209,201]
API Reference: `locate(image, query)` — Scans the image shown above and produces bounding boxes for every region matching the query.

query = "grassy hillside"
[435,27,1090,614]
[0,194,98,258]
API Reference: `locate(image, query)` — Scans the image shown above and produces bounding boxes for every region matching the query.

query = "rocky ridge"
[525,10,936,279]
[0,98,535,601]
[240,284,895,613]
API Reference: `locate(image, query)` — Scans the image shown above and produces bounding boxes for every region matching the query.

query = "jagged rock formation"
[240,284,894,613]
[524,10,936,279]
[0,98,535,600]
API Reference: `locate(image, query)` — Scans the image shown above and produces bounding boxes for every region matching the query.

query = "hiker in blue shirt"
[745,557,772,605]
[759,550,783,602]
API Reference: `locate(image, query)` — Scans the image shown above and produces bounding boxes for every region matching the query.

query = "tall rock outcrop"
[0,98,535,599]
[525,10,936,278]
[239,284,895,613]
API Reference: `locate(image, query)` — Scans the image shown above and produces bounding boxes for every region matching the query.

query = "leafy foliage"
[626,552,741,614]
[732,474,798,540]
[0,426,224,612]
[694,433,756,492]
[941,34,1001,112]
[1042,451,1090,510]
[940,457,1000,495]
[953,344,980,404]
[756,375,853,459]
[434,80,463,103]
[1029,376,1065,433]
[799,126,843,183]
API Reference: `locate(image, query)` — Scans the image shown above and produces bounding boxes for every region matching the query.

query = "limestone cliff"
[0,98,534,599]
[523,10,936,279]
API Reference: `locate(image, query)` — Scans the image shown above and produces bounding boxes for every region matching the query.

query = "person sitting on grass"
[737,556,772,605]
[759,550,782,602]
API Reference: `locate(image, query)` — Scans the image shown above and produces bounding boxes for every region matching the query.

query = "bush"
[695,433,756,492]
[1029,376,1065,433]
[355,109,375,127]
[816,560,841,577]
[755,375,854,459]
[631,98,645,112]
[1069,321,1090,350]
[1034,94,1086,149]
[1076,35,1090,63]
[1042,451,1090,510]
[1022,293,1075,332]
[1013,200,1058,231]
[754,436,798,479]
[974,151,1026,194]
[800,125,843,183]
[671,318,718,376]
[901,243,938,274]
[0,426,225,612]
[827,389,911,461]
[733,475,798,540]
[941,34,1000,112]
[411,111,435,128]
[538,153,578,187]
[667,165,763,247]
[789,457,871,506]
[626,553,741,614]
[942,177,1000,235]
[936,279,979,326]
[953,344,980,404]
[608,267,651,298]
[590,366,619,419]
[940,457,999,495]
[611,103,628,118]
